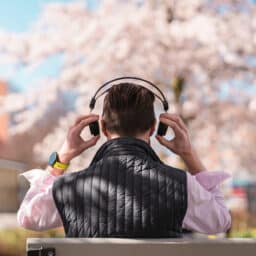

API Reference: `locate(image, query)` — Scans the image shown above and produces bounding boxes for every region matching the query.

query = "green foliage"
[230,229,256,238]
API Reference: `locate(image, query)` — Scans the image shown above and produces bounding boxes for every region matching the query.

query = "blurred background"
[0,0,255,255]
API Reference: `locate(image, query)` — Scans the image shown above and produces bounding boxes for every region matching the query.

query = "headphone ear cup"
[157,122,168,136]
[89,121,100,136]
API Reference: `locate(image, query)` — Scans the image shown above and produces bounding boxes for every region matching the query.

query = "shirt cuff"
[194,171,231,191]
[21,169,57,188]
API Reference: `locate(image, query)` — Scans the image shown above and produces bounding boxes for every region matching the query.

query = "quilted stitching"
[53,138,187,238]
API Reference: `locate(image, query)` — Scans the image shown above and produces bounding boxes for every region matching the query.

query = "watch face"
[48,152,58,166]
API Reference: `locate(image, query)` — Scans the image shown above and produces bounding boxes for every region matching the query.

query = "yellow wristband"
[53,161,69,171]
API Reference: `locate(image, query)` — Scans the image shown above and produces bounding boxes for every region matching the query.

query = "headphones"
[89,76,169,137]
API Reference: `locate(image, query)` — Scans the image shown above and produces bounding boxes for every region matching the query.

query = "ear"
[149,118,156,137]
[100,119,109,138]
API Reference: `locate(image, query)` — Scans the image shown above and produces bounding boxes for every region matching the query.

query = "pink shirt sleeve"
[17,169,63,231]
[182,171,231,234]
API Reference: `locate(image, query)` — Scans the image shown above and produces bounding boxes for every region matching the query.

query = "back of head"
[102,83,155,137]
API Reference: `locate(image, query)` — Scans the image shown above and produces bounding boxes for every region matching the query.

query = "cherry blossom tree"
[0,0,255,179]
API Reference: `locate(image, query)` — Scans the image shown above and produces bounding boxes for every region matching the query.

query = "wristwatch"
[48,152,69,171]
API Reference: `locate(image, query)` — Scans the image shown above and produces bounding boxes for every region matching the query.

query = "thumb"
[82,135,100,150]
[156,135,174,151]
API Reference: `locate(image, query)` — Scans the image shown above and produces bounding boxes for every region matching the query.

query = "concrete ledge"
[27,238,256,256]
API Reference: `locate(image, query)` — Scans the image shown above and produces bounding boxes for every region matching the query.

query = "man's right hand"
[58,114,100,165]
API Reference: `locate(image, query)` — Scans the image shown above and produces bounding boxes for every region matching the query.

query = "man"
[17,84,231,237]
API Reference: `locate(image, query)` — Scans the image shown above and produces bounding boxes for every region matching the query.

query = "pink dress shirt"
[17,169,231,234]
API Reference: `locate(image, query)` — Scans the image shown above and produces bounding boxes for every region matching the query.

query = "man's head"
[101,83,156,141]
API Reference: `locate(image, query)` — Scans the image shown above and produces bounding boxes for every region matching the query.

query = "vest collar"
[89,137,161,166]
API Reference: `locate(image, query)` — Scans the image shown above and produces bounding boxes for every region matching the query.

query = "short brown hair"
[102,83,155,136]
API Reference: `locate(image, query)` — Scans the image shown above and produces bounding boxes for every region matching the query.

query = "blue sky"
[0,0,99,92]
[0,0,72,33]
[0,0,72,91]
[0,0,99,32]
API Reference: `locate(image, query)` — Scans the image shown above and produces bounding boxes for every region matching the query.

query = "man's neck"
[108,134,150,144]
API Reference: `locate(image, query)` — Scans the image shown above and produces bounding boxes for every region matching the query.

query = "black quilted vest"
[52,137,187,238]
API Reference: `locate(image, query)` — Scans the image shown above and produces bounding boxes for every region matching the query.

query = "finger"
[159,117,183,136]
[156,135,175,150]
[171,114,187,132]
[160,113,187,132]
[73,116,99,135]
[81,135,100,150]
[74,114,99,126]
[156,135,169,147]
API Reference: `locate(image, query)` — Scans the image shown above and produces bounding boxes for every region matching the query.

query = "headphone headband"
[89,76,169,112]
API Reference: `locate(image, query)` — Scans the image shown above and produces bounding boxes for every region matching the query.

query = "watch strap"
[53,161,69,170]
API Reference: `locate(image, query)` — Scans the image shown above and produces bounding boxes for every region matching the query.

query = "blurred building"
[0,81,28,212]
[0,80,8,143]
[0,159,28,212]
